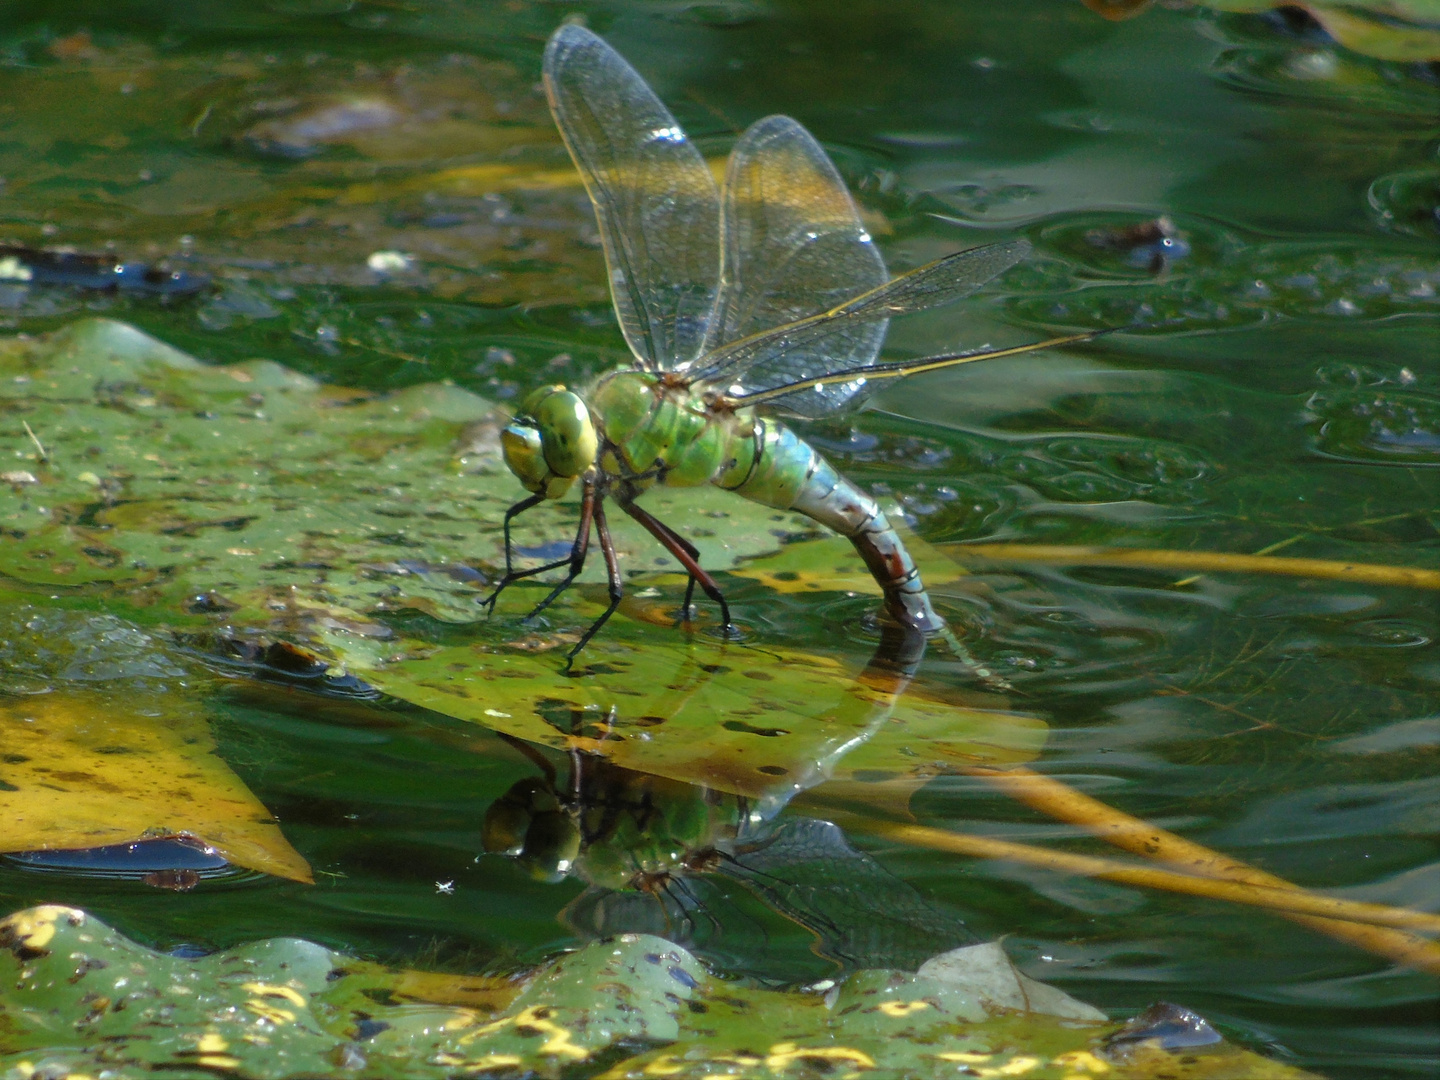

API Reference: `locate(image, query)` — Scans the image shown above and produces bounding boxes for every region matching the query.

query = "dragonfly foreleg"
[620,501,736,635]
[523,477,598,622]
[479,492,549,613]
[563,498,624,672]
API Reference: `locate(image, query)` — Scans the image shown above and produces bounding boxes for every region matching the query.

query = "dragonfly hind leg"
[620,501,737,636]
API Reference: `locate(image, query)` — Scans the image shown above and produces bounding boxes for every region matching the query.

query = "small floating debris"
[245,96,403,159]
[1104,1001,1223,1054]
[0,244,209,296]
[1084,216,1190,273]
[367,249,416,274]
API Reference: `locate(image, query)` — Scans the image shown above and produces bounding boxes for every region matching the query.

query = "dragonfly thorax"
[500,384,599,500]
[588,369,757,491]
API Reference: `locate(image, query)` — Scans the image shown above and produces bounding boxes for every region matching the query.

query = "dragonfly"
[482,750,975,974]
[485,24,1099,665]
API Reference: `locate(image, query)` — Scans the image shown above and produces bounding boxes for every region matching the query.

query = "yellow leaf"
[0,691,312,883]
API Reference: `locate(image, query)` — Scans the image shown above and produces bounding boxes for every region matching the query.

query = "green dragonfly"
[486,24,1096,664]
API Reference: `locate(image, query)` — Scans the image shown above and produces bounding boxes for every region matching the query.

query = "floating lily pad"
[0,319,1046,804]
[0,318,809,626]
[0,906,1319,1080]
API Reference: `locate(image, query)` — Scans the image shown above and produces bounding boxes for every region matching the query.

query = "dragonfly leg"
[522,476,597,621]
[645,514,699,619]
[479,493,550,612]
[563,498,624,672]
[620,501,735,634]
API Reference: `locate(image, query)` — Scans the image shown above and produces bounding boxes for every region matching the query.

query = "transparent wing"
[688,115,889,417]
[560,817,975,974]
[688,238,1032,410]
[543,24,721,370]
[717,818,975,971]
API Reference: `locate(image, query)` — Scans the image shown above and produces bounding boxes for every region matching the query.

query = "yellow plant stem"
[855,820,1440,942]
[960,765,1440,975]
[943,543,1440,590]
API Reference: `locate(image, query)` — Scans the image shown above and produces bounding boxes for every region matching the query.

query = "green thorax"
[586,369,758,490]
[573,769,744,892]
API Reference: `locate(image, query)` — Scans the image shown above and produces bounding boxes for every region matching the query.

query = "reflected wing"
[687,115,888,417]
[687,238,1032,410]
[718,818,975,971]
[544,24,720,369]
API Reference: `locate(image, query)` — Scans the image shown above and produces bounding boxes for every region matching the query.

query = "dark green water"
[0,2,1436,1077]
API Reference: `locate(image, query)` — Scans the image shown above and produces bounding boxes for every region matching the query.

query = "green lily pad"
[0,318,807,623]
[334,621,1045,801]
[0,906,1319,1080]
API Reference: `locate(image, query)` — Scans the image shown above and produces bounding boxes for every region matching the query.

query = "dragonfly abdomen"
[722,419,944,635]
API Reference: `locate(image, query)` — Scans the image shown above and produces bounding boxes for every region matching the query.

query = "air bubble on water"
[1284,50,1338,81]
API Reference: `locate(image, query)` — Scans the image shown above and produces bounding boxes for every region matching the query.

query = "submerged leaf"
[337,623,1045,802]
[913,941,1106,1021]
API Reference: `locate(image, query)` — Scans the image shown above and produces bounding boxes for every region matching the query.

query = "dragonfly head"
[501,384,598,499]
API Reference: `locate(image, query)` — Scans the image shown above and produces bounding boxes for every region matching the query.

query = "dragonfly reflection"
[483,736,973,975]
[481,607,973,975]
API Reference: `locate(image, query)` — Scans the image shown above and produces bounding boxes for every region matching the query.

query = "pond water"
[0,2,1437,1078]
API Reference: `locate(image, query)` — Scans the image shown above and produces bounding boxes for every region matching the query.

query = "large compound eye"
[500,421,549,493]
[518,809,582,884]
[482,776,556,857]
[534,390,598,478]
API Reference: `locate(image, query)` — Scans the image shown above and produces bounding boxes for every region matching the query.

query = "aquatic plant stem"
[942,543,1440,590]
[852,820,1440,948]
[959,765,1440,974]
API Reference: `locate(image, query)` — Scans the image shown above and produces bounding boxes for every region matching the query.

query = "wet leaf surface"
[0,906,1317,1080]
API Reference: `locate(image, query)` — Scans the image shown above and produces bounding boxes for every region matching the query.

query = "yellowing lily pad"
[0,691,312,883]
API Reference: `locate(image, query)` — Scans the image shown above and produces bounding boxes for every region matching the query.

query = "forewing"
[689,238,1032,410]
[696,115,888,417]
[544,24,721,369]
